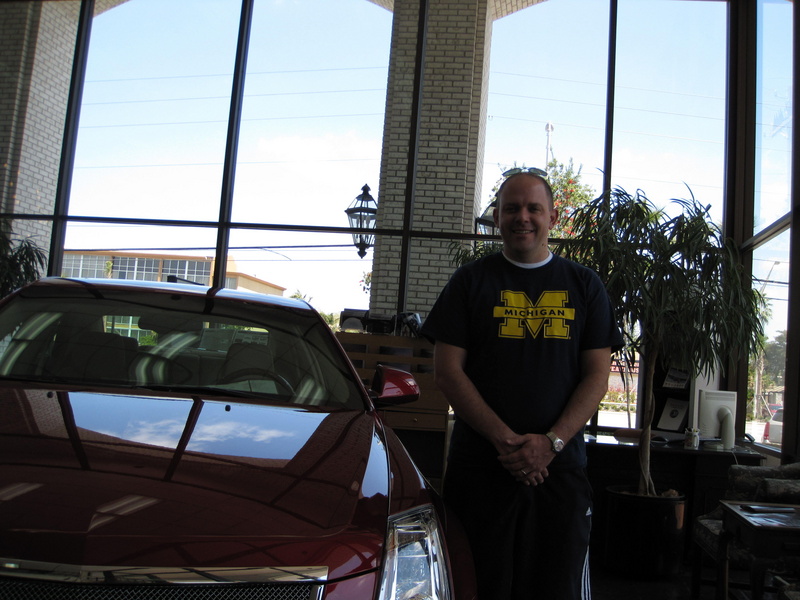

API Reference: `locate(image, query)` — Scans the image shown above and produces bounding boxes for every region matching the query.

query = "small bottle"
[684,428,700,449]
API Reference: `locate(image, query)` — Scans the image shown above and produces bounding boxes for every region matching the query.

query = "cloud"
[123,418,295,451]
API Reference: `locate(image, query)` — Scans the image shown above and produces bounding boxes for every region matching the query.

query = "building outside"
[62,250,286,296]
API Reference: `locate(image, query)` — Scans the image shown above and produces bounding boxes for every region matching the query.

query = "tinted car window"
[0,290,364,410]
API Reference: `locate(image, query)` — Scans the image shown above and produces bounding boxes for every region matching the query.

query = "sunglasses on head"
[502,167,547,178]
[489,167,550,208]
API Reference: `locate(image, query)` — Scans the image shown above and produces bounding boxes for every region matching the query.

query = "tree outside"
[545,157,596,239]
[763,330,787,388]
[290,289,339,331]
[360,271,371,294]
[749,330,786,420]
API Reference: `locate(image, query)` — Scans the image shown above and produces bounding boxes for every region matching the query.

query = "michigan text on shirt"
[493,290,574,340]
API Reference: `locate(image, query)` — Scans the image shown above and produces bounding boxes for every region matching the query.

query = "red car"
[0,278,475,600]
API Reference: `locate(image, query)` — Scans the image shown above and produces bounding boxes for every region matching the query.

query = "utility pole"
[545,122,554,166]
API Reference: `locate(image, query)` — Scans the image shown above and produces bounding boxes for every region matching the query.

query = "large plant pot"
[603,485,686,579]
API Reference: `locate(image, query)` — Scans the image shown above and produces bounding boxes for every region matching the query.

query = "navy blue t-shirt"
[422,252,623,469]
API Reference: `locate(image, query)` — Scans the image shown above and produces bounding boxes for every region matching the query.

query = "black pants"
[443,462,593,600]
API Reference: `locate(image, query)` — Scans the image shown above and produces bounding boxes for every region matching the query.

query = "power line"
[79,112,383,129]
[74,157,379,170]
[85,66,388,84]
[83,88,385,106]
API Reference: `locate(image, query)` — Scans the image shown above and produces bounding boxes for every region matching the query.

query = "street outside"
[598,410,769,444]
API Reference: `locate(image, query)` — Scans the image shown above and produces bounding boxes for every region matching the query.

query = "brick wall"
[0,2,78,248]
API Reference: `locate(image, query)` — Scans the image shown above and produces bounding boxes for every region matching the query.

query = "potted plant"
[0,223,46,298]
[555,186,764,576]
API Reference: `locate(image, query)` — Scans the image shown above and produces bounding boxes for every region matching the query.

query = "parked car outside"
[0,278,475,600]
[762,408,784,445]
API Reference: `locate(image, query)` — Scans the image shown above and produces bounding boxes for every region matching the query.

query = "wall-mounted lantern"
[475,203,496,235]
[345,184,378,258]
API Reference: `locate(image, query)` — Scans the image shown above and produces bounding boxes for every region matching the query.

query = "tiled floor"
[592,561,711,600]
[592,561,787,600]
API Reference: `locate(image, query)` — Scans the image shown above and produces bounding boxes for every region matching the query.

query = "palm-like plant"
[556,187,765,496]
[0,224,47,299]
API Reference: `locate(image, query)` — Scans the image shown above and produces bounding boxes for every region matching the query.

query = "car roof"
[14,277,312,311]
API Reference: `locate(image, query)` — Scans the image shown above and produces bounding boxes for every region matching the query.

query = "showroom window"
[486,0,729,431]
[744,0,793,451]
[62,0,392,316]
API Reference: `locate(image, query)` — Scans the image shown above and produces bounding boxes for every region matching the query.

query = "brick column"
[0,2,78,245]
[370,0,492,319]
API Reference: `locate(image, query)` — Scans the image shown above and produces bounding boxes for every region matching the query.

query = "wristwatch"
[545,431,565,453]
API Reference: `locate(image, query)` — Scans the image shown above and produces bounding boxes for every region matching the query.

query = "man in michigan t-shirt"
[422,172,623,600]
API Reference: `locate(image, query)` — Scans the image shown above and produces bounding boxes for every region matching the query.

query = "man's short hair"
[494,172,555,209]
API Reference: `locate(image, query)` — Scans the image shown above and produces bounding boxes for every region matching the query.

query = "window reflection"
[69,392,334,461]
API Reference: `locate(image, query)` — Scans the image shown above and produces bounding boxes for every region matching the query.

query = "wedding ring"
[520,469,527,476]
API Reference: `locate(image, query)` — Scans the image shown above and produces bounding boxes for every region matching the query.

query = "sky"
[66,0,793,338]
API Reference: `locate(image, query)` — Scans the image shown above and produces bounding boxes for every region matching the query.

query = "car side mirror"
[370,364,420,407]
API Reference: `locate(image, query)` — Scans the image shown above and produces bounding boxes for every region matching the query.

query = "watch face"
[547,432,564,452]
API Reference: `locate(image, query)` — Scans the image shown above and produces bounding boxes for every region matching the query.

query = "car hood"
[0,386,394,581]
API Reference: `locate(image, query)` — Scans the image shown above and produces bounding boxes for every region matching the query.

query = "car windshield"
[0,286,365,411]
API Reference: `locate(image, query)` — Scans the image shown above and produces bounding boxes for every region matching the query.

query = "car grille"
[0,579,320,600]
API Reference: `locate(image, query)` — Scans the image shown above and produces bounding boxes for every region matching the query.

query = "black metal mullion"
[781,0,800,463]
[723,0,758,247]
[725,0,761,440]
[586,0,618,439]
[395,0,429,315]
[601,0,618,199]
[213,0,254,289]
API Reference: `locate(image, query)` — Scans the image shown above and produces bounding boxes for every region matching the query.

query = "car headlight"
[378,505,452,600]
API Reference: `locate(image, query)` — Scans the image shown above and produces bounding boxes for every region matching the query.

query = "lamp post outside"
[345,184,378,258]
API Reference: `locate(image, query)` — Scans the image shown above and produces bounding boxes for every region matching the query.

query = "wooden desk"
[718,501,800,600]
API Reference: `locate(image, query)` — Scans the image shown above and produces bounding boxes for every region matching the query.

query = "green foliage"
[0,225,46,298]
[290,289,312,302]
[556,187,765,495]
[448,239,502,267]
[762,330,787,387]
[139,333,158,347]
[360,271,371,294]
[320,311,339,331]
[545,157,596,239]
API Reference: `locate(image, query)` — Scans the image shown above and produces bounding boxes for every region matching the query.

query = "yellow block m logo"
[493,290,574,339]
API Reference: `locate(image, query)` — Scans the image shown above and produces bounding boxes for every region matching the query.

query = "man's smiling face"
[493,174,558,264]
